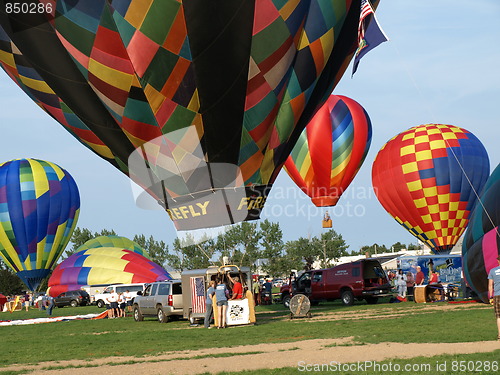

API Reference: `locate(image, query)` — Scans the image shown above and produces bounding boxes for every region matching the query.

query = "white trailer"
[181,265,255,326]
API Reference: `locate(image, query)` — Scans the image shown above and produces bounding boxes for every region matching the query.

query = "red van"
[280,259,392,307]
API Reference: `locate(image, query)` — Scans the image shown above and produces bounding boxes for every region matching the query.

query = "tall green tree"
[0,258,24,294]
[219,222,262,269]
[284,230,348,270]
[167,234,216,271]
[284,236,315,271]
[259,219,285,276]
[314,230,349,268]
[133,234,169,267]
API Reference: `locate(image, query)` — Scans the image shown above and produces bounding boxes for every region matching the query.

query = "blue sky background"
[0,0,499,255]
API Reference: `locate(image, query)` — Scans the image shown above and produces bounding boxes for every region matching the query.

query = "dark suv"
[54,290,90,307]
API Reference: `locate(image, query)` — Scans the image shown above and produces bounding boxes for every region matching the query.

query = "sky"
[0,0,499,256]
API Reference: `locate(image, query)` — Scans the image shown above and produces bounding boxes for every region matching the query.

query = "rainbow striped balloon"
[462,163,500,302]
[373,124,490,254]
[48,247,171,297]
[285,95,372,207]
[0,159,80,290]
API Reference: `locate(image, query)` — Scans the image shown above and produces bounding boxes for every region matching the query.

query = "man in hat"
[487,255,500,340]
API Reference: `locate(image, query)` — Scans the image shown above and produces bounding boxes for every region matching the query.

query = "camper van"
[280,259,392,306]
[181,265,255,326]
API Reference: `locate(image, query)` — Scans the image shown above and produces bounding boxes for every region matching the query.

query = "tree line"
[0,220,419,294]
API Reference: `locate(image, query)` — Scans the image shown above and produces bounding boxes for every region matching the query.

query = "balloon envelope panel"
[462,163,500,302]
[0,159,80,291]
[284,95,372,207]
[0,0,362,229]
[76,235,148,258]
[372,124,489,254]
[48,247,171,296]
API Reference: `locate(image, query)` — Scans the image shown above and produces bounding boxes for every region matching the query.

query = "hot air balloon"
[76,235,149,258]
[0,158,80,290]
[372,124,489,254]
[284,95,372,210]
[462,163,500,303]
[0,0,371,231]
[47,247,171,297]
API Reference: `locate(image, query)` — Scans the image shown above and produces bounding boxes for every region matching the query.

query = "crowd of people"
[387,266,440,300]
[105,290,133,319]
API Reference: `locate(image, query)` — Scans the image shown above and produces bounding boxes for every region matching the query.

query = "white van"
[94,283,146,308]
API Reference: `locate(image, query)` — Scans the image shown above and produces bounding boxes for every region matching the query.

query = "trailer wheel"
[341,290,354,306]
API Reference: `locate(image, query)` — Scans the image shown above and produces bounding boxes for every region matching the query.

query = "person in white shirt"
[122,290,133,314]
[106,291,119,319]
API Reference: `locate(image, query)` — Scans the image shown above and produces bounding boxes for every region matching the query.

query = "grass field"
[0,298,498,374]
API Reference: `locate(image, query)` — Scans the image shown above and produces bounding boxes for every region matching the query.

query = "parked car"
[94,283,146,308]
[280,259,392,307]
[133,280,183,323]
[54,290,90,307]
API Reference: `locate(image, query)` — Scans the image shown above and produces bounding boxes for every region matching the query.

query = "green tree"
[219,222,262,270]
[284,230,349,270]
[360,243,389,257]
[314,230,349,268]
[259,220,285,276]
[390,242,406,252]
[168,234,215,271]
[407,243,420,250]
[0,259,24,294]
[133,234,169,267]
[284,237,315,271]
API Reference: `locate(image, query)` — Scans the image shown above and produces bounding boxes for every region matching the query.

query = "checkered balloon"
[372,124,489,254]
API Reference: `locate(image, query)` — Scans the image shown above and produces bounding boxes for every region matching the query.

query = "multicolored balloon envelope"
[0,159,80,291]
[47,247,171,297]
[76,235,149,259]
[462,163,500,303]
[284,95,372,207]
[372,124,489,254]
[0,0,365,230]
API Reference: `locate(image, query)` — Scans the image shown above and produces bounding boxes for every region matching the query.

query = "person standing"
[487,255,500,340]
[106,291,119,319]
[406,272,415,301]
[46,295,55,316]
[396,269,407,299]
[204,280,216,329]
[227,274,243,300]
[415,266,425,286]
[252,281,261,306]
[122,289,133,315]
[215,278,229,329]
[428,270,439,284]
[263,279,273,305]
[23,292,30,311]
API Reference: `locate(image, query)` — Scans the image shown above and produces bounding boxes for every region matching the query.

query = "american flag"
[190,277,206,314]
[352,0,388,76]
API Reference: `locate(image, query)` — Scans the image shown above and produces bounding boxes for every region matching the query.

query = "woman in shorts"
[215,278,229,329]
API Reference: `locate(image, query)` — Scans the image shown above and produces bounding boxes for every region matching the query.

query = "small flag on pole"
[190,276,206,314]
[352,0,388,76]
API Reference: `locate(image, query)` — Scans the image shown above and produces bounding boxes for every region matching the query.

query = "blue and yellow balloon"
[0,159,80,290]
